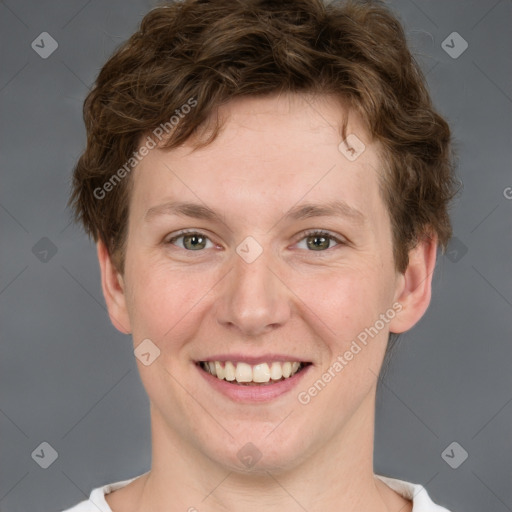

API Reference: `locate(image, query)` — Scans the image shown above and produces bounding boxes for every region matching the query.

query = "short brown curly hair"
[68,0,458,275]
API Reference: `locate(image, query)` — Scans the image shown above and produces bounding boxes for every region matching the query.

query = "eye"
[166,229,345,252]
[295,230,345,251]
[166,230,214,251]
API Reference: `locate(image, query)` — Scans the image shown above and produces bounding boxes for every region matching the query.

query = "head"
[69,0,457,474]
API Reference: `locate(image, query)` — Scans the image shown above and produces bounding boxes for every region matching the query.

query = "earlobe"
[96,239,132,334]
[389,234,438,334]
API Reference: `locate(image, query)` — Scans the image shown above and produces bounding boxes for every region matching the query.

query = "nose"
[215,248,291,337]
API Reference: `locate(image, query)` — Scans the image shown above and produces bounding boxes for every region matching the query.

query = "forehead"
[130,93,386,227]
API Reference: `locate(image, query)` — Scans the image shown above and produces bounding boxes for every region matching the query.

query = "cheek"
[124,258,216,343]
[293,264,390,342]
[293,268,394,415]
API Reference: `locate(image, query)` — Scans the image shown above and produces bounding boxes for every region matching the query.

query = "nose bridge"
[216,245,290,336]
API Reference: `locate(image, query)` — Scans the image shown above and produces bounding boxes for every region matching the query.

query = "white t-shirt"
[62,473,453,511]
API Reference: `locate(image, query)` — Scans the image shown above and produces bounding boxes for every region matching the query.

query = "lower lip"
[196,363,311,403]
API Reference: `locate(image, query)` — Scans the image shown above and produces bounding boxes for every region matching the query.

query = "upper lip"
[196,353,311,364]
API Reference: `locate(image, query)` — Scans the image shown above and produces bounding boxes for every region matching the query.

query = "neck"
[118,386,403,512]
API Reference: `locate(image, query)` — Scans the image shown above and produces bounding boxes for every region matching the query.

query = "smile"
[198,360,310,385]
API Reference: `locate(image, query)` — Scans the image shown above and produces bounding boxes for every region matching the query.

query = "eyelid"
[166,228,207,240]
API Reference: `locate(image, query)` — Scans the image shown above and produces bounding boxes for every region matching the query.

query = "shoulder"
[375,474,453,512]
[60,476,141,512]
[61,500,98,512]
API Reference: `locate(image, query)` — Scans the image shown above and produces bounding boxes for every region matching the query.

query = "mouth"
[196,360,312,386]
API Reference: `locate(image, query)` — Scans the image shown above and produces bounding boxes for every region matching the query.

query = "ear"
[388,234,437,334]
[96,239,132,334]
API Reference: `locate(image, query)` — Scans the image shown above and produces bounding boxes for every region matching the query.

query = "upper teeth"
[202,361,303,383]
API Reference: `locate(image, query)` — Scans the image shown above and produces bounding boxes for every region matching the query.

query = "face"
[99,93,434,474]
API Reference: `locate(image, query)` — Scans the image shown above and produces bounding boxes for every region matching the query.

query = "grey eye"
[168,232,213,250]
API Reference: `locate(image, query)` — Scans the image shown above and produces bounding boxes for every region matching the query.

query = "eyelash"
[165,229,346,252]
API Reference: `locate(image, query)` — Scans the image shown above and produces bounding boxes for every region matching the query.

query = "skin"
[97,92,436,512]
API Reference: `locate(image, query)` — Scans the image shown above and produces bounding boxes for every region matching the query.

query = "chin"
[199,425,313,475]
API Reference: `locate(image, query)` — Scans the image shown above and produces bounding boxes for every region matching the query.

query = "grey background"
[0,0,511,511]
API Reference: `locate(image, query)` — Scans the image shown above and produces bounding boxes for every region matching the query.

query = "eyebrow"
[144,199,366,225]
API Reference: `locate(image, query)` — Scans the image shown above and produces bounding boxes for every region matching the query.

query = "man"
[65,0,457,510]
